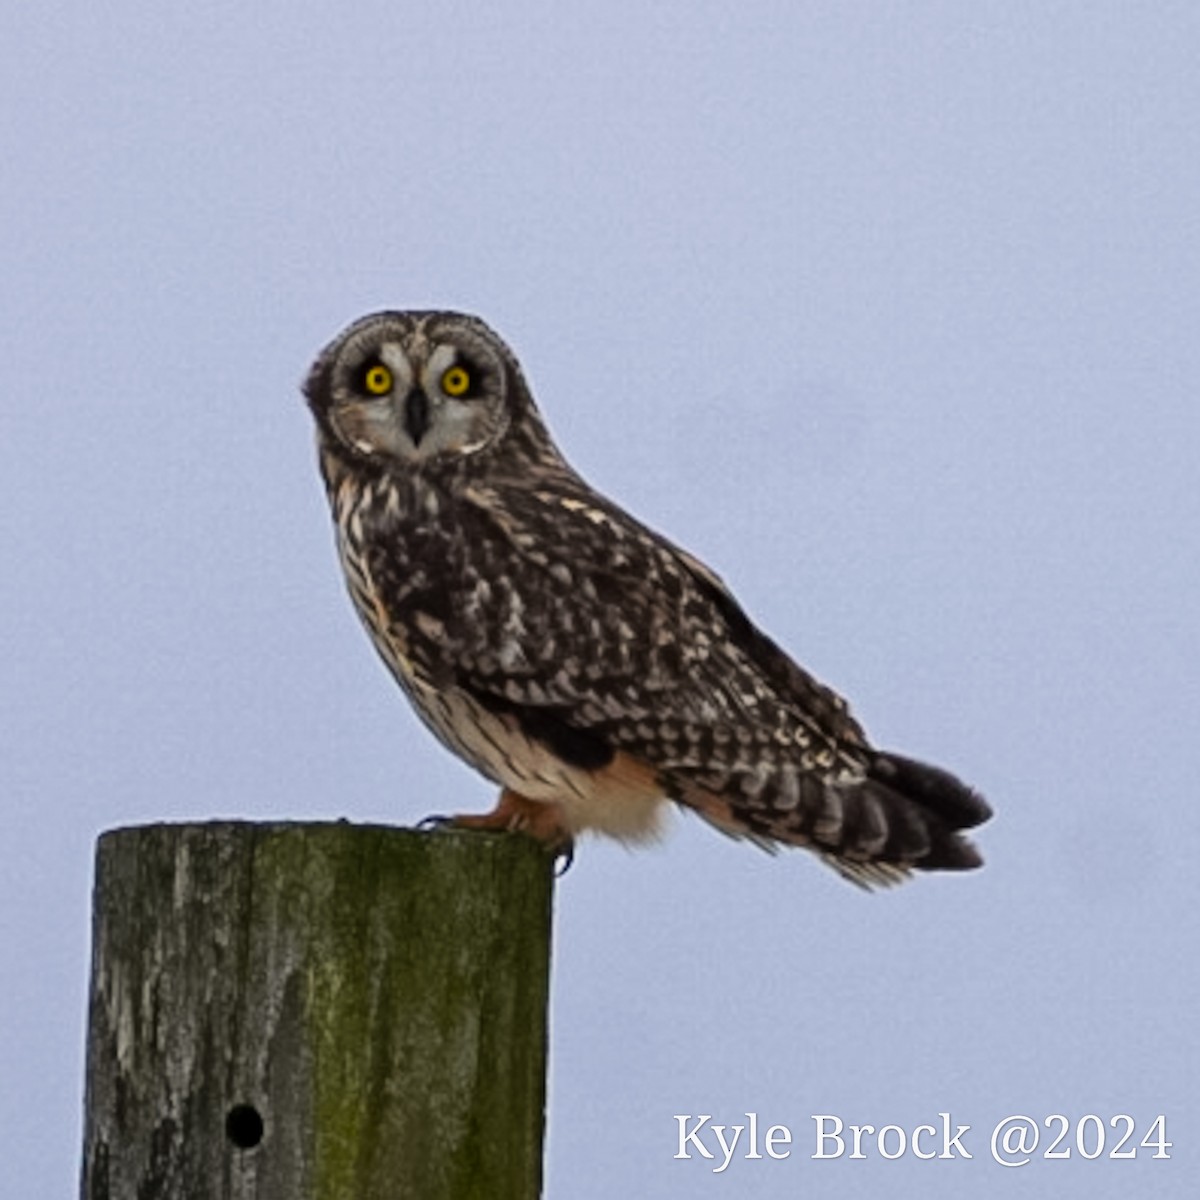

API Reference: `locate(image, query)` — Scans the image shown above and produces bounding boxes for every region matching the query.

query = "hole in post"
[225,1103,264,1150]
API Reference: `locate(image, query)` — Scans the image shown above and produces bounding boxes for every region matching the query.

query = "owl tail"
[677,750,991,887]
[808,753,992,888]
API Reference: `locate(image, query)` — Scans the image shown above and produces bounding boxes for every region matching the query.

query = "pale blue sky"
[2,3,1198,1196]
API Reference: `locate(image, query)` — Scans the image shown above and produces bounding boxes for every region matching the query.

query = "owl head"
[304,311,555,470]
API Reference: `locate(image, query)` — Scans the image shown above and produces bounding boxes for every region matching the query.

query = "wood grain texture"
[80,822,554,1200]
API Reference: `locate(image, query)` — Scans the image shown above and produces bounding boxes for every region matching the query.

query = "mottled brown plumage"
[304,310,990,886]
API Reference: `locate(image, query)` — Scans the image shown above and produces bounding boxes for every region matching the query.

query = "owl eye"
[363,364,393,395]
[441,365,472,397]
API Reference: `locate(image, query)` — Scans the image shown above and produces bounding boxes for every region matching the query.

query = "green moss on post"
[81,822,555,1200]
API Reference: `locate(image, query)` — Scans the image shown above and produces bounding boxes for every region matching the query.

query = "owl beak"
[404,390,430,446]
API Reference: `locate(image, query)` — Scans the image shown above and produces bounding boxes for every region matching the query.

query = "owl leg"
[429,788,575,868]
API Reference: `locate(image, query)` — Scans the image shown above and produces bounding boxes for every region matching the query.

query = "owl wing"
[452,475,853,734]
[447,476,989,882]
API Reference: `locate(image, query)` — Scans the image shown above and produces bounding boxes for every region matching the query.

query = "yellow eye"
[441,365,472,397]
[363,364,392,395]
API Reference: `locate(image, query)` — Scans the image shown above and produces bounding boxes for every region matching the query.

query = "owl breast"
[328,464,666,840]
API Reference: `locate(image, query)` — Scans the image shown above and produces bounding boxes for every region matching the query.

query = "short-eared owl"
[304,311,990,886]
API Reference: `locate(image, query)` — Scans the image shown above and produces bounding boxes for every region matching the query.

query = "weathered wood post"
[81,822,555,1200]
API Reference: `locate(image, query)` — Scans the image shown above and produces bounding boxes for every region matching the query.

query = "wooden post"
[80,822,555,1200]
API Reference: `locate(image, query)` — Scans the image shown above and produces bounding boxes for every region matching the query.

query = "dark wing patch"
[469,689,618,773]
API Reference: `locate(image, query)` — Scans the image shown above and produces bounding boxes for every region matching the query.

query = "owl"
[304,311,990,887]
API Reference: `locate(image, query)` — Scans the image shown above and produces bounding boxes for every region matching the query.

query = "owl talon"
[421,790,576,871]
[416,814,455,832]
[420,809,573,873]
[553,841,575,876]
